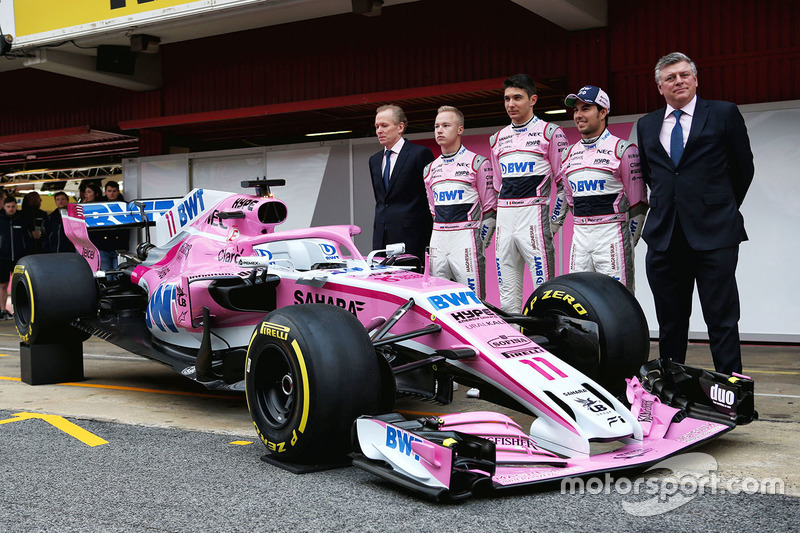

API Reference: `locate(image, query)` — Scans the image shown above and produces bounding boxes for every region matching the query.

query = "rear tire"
[12,254,97,345]
[245,304,383,463]
[523,272,649,396]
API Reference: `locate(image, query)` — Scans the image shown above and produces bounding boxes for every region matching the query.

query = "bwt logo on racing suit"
[500,161,536,174]
[570,179,606,192]
[435,190,465,202]
[385,426,422,461]
[427,290,481,310]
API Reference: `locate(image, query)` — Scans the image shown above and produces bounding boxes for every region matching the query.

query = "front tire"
[245,304,383,463]
[12,254,97,345]
[523,272,649,396]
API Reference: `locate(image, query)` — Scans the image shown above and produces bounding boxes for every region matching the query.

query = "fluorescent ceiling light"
[304,130,352,137]
[545,109,567,115]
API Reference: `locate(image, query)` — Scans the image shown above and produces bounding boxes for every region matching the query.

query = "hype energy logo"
[145,283,178,333]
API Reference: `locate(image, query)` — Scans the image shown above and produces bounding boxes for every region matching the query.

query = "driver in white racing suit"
[551,85,648,292]
[490,74,568,313]
[424,106,497,299]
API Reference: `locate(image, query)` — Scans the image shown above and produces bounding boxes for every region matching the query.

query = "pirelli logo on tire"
[526,290,588,316]
[259,322,290,340]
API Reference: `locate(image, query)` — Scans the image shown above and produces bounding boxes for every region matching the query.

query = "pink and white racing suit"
[490,116,568,313]
[424,145,497,299]
[552,129,648,292]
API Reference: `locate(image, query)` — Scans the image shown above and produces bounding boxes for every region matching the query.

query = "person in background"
[20,191,47,255]
[82,183,103,203]
[636,52,754,374]
[103,180,124,202]
[96,180,129,271]
[0,196,26,319]
[44,191,76,253]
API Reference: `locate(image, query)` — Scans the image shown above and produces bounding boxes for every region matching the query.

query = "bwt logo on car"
[385,426,421,461]
[436,190,465,202]
[427,290,481,310]
[165,190,206,237]
[146,283,178,333]
[318,243,340,261]
[500,161,536,175]
[570,179,606,192]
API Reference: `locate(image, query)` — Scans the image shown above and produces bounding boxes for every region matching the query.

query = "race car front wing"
[351,360,757,501]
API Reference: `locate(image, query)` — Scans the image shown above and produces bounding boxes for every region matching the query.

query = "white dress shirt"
[659,95,697,157]
[381,137,405,179]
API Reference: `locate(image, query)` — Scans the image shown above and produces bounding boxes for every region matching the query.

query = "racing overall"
[552,129,648,291]
[424,146,497,299]
[490,116,568,313]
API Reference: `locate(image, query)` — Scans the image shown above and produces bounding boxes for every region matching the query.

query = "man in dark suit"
[636,52,754,374]
[370,104,435,263]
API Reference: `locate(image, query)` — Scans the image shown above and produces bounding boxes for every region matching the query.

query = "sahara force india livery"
[11,180,756,501]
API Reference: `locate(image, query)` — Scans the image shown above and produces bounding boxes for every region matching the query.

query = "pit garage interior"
[0,0,798,342]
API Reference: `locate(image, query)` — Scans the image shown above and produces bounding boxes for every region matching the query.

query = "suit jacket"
[636,97,754,252]
[370,139,435,259]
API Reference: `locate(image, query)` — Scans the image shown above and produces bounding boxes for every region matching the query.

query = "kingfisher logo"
[427,290,481,310]
[385,426,422,461]
[436,190,465,202]
[571,179,607,192]
[146,283,178,333]
[500,161,536,175]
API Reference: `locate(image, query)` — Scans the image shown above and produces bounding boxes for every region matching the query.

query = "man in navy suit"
[636,52,754,374]
[370,104,435,263]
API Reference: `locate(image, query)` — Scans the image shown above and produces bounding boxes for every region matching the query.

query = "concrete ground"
[0,318,797,496]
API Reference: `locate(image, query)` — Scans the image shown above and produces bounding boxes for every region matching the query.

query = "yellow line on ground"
[0,412,108,447]
[0,375,241,400]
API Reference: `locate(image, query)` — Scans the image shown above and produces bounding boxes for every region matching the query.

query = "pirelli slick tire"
[245,304,383,463]
[522,272,649,396]
[11,254,97,345]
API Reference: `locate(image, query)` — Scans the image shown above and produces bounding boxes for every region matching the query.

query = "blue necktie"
[383,149,392,190]
[670,109,684,165]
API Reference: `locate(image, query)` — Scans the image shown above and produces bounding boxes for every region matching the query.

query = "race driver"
[490,74,568,313]
[551,85,648,292]
[424,106,497,299]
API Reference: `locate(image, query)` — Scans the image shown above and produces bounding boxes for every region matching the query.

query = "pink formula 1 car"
[11,180,756,500]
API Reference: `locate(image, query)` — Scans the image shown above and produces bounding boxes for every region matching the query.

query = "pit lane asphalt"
[0,320,798,531]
